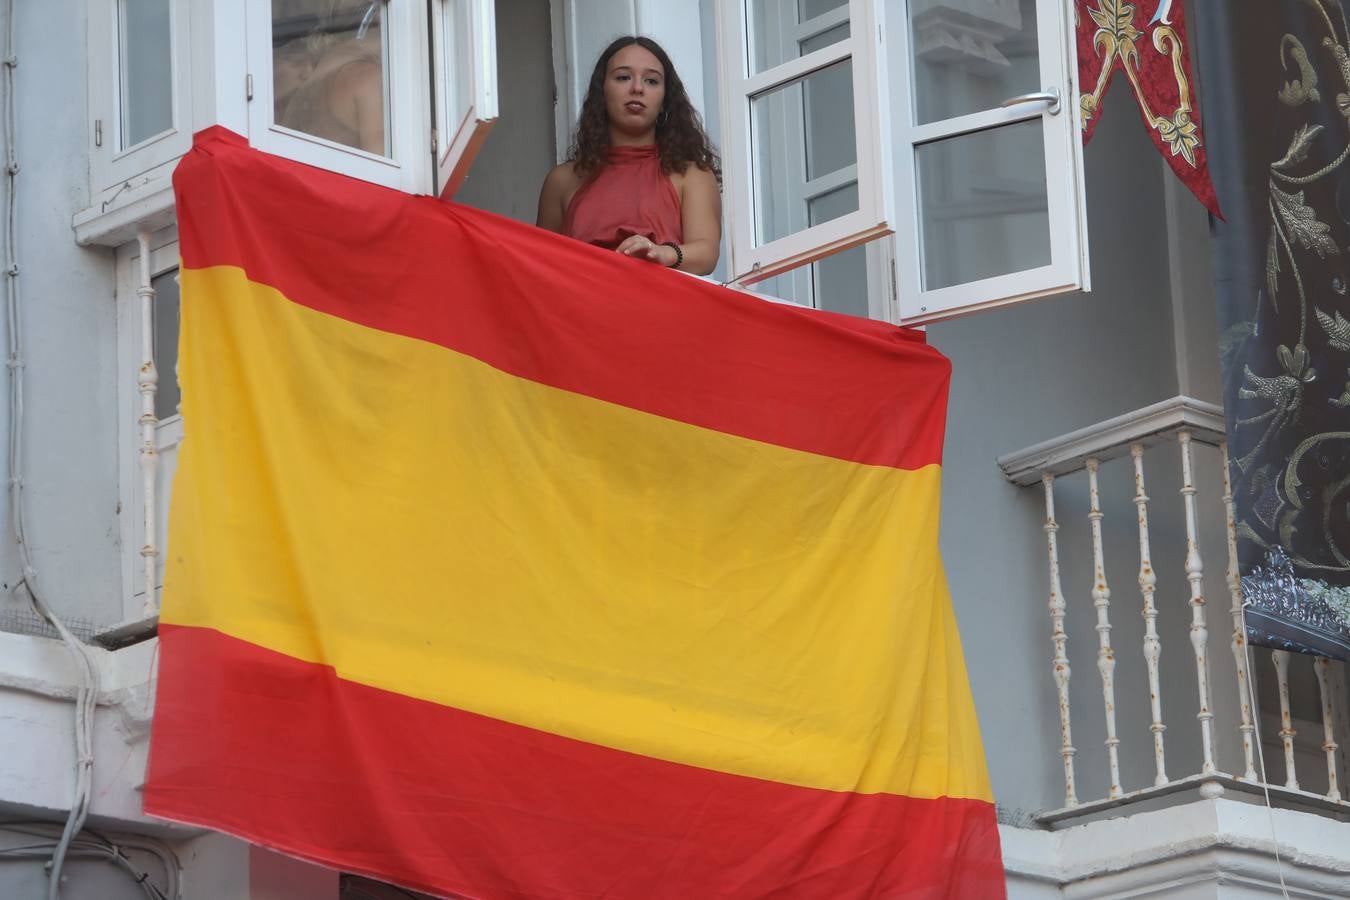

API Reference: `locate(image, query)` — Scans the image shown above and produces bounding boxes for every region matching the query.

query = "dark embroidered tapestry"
[1202,0,1350,659]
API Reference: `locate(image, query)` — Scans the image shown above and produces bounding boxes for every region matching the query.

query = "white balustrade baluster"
[1086,458,1123,798]
[1220,442,1258,782]
[1272,649,1299,790]
[136,231,159,617]
[1178,430,1217,776]
[1043,473,1078,807]
[1131,444,1167,786]
[1314,657,1342,801]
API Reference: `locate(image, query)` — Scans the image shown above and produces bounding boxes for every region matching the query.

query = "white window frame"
[87,0,193,199]
[115,229,182,621]
[716,0,894,285]
[887,0,1089,325]
[431,0,498,198]
[714,0,1089,324]
[244,0,433,192]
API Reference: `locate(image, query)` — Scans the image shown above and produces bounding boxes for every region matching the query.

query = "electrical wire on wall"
[0,824,177,900]
[2,2,102,898]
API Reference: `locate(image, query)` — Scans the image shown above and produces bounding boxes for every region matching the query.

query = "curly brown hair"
[569,36,721,183]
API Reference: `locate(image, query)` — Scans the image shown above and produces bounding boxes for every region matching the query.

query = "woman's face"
[603,44,666,138]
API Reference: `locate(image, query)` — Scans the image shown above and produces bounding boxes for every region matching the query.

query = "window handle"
[1000,87,1061,115]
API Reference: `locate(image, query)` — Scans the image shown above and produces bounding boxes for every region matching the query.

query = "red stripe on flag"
[172,127,950,471]
[145,624,1005,899]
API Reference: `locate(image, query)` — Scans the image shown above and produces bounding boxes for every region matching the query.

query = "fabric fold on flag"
[144,126,1004,899]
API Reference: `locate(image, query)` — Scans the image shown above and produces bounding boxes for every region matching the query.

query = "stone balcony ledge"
[1003,796,1350,898]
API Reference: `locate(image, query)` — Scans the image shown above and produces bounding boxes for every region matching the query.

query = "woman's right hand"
[616,234,678,268]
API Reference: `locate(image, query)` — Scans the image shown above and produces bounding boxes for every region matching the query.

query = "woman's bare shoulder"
[543,160,583,193]
[672,163,719,199]
[538,160,584,231]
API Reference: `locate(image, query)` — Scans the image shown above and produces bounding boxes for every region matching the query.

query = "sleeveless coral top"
[563,145,683,250]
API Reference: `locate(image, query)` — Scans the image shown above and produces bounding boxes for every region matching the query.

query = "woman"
[537,37,721,275]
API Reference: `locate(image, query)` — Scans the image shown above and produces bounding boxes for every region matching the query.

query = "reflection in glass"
[118,0,174,149]
[272,0,390,156]
[909,0,1039,125]
[151,269,181,421]
[810,183,869,317]
[916,119,1050,291]
[752,60,857,244]
[751,0,849,73]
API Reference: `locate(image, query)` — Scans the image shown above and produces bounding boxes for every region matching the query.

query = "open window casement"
[246,0,432,191]
[716,0,1089,323]
[889,0,1089,325]
[717,0,895,287]
[431,0,498,198]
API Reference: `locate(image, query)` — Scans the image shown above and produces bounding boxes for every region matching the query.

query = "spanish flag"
[144,128,1003,899]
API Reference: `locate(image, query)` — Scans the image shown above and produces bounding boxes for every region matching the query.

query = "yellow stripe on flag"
[164,265,991,803]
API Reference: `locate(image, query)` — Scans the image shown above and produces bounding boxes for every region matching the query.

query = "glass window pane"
[814,244,868,316]
[272,0,391,157]
[916,120,1050,291]
[752,60,857,244]
[803,58,853,181]
[751,0,849,73]
[800,21,848,56]
[800,0,846,18]
[753,269,811,306]
[809,183,869,316]
[752,183,869,314]
[909,0,1040,125]
[152,269,181,421]
[439,1,473,140]
[808,180,856,227]
[118,0,174,149]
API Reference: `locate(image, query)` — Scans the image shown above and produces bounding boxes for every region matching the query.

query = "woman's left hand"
[616,235,678,268]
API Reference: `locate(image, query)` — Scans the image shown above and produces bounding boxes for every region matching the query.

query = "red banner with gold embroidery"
[1077,0,1223,218]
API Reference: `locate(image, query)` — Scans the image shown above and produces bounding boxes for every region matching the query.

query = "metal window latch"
[723,260,763,288]
[94,119,102,148]
[246,73,254,102]
[1000,86,1061,115]
[431,128,438,156]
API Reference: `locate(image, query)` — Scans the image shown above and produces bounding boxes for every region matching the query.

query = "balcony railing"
[999,396,1349,823]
